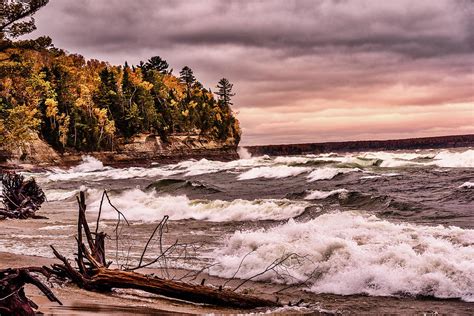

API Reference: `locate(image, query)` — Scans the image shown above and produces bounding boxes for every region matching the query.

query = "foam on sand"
[90,189,309,222]
[211,211,474,301]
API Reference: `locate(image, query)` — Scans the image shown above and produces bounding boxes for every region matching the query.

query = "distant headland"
[246,134,474,157]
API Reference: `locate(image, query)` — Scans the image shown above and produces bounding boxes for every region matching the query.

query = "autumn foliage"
[0,40,241,151]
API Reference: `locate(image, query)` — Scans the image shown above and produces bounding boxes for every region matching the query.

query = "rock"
[1,133,239,168]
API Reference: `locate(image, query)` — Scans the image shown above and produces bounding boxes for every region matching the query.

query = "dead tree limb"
[48,191,279,309]
[0,267,62,315]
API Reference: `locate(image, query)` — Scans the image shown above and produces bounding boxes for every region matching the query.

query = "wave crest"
[211,212,474,301]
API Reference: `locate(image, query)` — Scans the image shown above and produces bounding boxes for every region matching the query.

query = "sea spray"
[237,146,252,159]
[210,211,474,301]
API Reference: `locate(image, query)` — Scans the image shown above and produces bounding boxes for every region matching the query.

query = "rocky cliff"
[0,133,239,169]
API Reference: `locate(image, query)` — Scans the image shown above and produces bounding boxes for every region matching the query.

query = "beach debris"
[46,191,279,309]
[0,172,46,219]
[0,267,62,315]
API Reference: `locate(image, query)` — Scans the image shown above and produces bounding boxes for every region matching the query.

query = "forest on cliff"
[0,0,241,152]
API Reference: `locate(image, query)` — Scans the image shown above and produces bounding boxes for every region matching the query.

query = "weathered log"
[49,191,280,309]
[0,267,62,315]
[0,172,46,219]
[90,268,276,308]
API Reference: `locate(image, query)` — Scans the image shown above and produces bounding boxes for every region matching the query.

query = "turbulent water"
[2,147,473,306]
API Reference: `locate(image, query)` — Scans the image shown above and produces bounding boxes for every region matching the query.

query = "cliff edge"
[0,133,239,169]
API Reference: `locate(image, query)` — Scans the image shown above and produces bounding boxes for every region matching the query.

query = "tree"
[142,56,169,74]
[215,78,235,108]
[0,41,241,151]
[0,0,49,39]
[179,66,195,97]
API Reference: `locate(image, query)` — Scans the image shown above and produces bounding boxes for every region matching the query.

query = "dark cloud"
[25,0,474,145]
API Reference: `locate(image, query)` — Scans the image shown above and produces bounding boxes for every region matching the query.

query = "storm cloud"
[27,0,474,145]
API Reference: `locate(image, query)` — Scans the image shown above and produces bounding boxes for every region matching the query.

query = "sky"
[26,0,474,145]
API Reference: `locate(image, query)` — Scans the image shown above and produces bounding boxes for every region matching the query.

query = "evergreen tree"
[142,56,169,74]
[0,0,49,39]
[179,66,195,98]
[95,68,124,136]
[215,78,235,108]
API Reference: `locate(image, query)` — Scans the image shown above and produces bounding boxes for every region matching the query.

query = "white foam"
[34,148,474,184]
[430,150,474,168]
[360,173,400,180]
[45,189,79,201]
[238,166,310,180]
[69,155,105,173]
[38,225,75,231]
[306,167,359,182]
[211,212,474,301]
[459,182,474,189]
[90,189,309,222]
[304,189,348,200]
[45,186,99,201]
[360,175,382,180]
[46,164,177,182]
[359,149,473,168]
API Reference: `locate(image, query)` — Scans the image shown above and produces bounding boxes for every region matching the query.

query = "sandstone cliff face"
[1,133,239,168]
[0,134,61,166]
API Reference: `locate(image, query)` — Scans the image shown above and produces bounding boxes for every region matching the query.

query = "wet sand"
[1,252,473,315]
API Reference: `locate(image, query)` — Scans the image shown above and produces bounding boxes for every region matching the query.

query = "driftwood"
[0,172,46,219]
[48,191,279,309]
[0,267,62,315]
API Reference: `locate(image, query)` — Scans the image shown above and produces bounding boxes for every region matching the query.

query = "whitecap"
[90,189,309,222]
[69,155,105,173]
[211,212,474,301]
[306,167,359,182]
[238,166,311,180]
[304,189,348,200]
[459,181,474,189]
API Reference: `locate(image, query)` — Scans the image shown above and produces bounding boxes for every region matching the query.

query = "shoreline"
[0,252,472,315]
[0,133,240,170]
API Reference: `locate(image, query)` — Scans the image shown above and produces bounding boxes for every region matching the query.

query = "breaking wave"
[306,167,359,182]
[211,212,474,301]
[146,178,222,194]
[90,189,309,222]
[45,186,100,202]
[237,166,310,180]
[459,182,474,189]
[431,150,474,168]
[304,189,348,200]
[69,155,106,173]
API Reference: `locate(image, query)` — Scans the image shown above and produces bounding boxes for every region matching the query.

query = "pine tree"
[142,56,169,74]
[179,66,195,98]
[0,0,49,39]
[215,78,235,108]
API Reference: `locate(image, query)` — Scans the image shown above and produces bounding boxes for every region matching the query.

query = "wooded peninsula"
[0,0,241,157]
